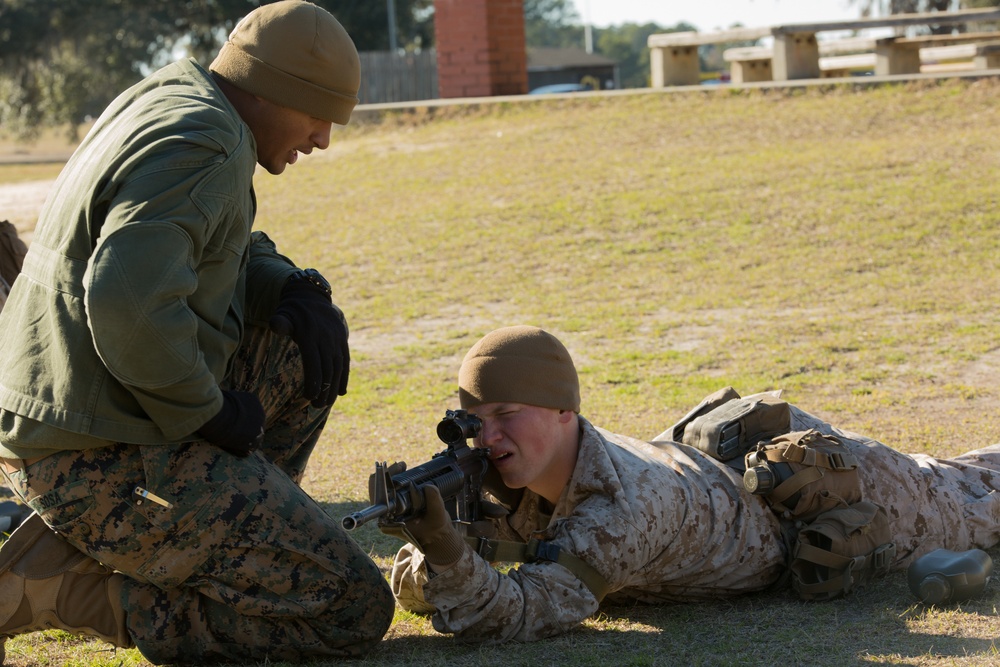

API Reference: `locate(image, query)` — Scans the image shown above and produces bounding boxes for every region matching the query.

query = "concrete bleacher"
[724,33,1000,82]
[648,6,1000,87]
[723,37,876,83]
[975,42,1000,69]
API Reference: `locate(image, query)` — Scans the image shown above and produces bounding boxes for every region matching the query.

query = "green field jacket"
[0,58,299,458]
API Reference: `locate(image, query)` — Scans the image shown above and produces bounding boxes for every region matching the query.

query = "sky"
[579,0,865,31]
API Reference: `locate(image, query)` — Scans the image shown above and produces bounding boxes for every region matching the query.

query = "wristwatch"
[287,268,332,297]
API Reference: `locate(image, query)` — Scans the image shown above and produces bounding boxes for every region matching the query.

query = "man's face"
[471,402,576,500]
[245,98,333,175]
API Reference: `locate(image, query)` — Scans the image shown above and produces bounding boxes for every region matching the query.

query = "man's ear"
[557,409,576,424]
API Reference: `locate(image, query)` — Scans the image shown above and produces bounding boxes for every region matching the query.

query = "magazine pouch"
[790,501,895,601]
[663,388,790,462]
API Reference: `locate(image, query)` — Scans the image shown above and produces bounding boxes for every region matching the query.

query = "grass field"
[1,76,1000,666]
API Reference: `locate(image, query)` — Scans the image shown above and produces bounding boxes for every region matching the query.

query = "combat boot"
[0,513,133,664]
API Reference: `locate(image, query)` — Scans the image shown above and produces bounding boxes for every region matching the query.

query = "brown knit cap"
[459,326,581,413]
[210,0,360,125]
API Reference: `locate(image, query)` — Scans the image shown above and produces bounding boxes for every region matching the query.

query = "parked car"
[528,83,593,95]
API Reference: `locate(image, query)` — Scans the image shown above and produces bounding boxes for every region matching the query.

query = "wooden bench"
[648,6,1000,86]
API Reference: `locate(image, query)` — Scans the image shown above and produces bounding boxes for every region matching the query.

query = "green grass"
[0,162,64,184]
[4,76,1000,665]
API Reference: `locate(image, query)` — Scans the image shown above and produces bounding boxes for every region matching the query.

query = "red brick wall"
[434,0,528,98]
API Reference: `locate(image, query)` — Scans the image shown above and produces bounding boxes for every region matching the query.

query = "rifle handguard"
[343,410,490,530]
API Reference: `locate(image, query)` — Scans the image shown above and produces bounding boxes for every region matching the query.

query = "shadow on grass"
[13,505,990,667]
[317,498,1000,667]
[358,585,1000,667]
[355,539,1000,667]
[320,499,411,560]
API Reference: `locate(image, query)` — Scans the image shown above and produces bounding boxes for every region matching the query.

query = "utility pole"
[387,0,398,52]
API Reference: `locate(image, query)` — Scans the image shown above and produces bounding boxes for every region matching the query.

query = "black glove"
[198,390,265,457]
[269,271,350,408]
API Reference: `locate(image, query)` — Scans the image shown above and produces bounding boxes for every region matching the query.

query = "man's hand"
[468,499,507,539]
[269,270,350,408]
[198,390,265,457]
[382,485,467,568]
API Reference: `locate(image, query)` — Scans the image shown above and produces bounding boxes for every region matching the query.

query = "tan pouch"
[657,387,790,462]
[790,501,895,601]
[743,429,862,522]
[657,386,741,444]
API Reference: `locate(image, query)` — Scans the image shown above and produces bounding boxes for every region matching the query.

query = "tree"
[848,0,999,32]
[521,0,699,88]
[848,0,1000,18]
[524,0,579,26]
[850,0,946,14]
[523,0,583,48]
[0,0,433,141]
[849,0,999,13]
[0,0,264,139]
[319,0,433,51]
[595,22,696,88]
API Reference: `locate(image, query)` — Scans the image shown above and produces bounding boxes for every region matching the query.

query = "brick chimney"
[433,0,528,98]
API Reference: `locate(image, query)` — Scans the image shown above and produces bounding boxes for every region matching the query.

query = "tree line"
[0,0,996,141]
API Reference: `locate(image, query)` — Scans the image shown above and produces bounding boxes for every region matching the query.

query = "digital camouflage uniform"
[1,327,393,663]
[391,407,1000,642]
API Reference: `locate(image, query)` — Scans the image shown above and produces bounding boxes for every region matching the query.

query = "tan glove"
[383,485,468,567]
[466,500,507,540]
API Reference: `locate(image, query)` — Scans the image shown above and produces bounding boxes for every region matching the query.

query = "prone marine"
[386,325,1000,641]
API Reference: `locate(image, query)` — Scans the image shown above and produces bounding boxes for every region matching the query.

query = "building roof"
[526,47,618,71]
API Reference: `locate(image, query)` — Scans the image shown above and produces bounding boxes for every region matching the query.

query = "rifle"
[342,409,490,531]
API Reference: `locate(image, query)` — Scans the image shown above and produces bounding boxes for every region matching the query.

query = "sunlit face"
[243,97,333,175]
[471,402,579,504]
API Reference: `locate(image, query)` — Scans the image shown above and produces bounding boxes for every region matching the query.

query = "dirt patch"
[0,123,85,162]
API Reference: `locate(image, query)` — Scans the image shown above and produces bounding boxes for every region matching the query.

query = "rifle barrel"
[342,503,389,531]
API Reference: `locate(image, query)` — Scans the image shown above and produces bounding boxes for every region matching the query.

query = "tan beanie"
[459,326,581,413]
[210,0,360,125]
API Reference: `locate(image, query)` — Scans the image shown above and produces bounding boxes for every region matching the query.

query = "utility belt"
[666,388,896,601]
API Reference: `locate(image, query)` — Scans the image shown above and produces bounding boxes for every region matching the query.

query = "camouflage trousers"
[790,407,1000,567]
[1,326,393,664]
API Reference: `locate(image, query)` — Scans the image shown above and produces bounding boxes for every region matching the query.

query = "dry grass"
[2,76,1000,666]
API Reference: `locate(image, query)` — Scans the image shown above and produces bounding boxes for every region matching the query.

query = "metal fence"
[358,50,439,104]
